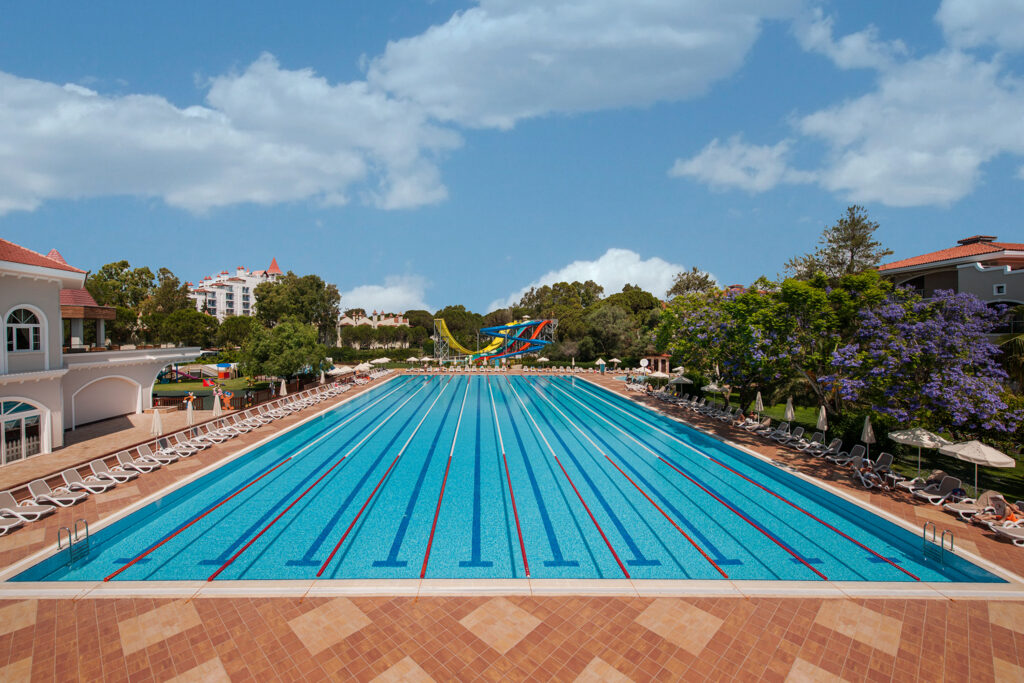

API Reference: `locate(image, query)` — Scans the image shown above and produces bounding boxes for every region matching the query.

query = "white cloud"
[668,135,812,193]
[368,0,801,129]
[937,0,1024,52]
[794,8,907,70]
[798,50,1024,206]
[340,275,431,313]
[0,54,460,215]
[488,248,687,310]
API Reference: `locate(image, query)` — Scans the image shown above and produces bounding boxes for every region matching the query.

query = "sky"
[2,1,1023,313]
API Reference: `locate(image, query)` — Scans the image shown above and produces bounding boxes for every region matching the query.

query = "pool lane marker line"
[504,377,631,579]
[419,377,472,578]
[564,381,895,582]
[487,377,530,578]
[318,377,454,578]
[527,381,726,578]
[207,378,435,581]
[565,380,922,581]
[559,380,824,580]
[103,379,416,582]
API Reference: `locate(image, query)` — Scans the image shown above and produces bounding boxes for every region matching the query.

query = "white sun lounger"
[63,468,117,494]
[90,459,138,484]
[913,476,962,505]
[0,491,55,522]
[28,479,88,507]
[138,444,179,466]
[116,450,160,473]
[0,517,23,536]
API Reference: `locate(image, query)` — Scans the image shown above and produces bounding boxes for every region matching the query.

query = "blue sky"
[2,1,1023,313]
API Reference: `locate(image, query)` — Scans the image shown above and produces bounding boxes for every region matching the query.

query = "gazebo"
[60,288,115,350]
[642,353,672,374]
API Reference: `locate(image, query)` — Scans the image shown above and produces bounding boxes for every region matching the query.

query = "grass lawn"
[153,378,270,394]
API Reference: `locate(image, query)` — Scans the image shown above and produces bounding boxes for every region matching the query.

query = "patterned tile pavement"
[0,371,1023,680]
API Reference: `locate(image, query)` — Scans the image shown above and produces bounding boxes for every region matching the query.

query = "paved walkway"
[0,371,1022,681]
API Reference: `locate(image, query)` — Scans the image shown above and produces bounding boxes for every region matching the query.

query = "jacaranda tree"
[821,289,1021,434]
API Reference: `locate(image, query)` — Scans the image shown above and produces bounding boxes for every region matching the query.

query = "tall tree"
[217,315,258,348]
[667,267,717,297]
[86,261,155,309]
[160,309,219,348]
[240,318,327,379]
[254,272,340,345]
[785,205,892,282]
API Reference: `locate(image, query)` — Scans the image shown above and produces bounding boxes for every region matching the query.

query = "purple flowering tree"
[821,289,1020,433]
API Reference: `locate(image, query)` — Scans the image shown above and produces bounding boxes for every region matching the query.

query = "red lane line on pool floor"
[488,378,529,578]
[419,378,470,579]
[320,377,454,578]
[658,456,828,581]
[706,458,921,581]
[104,457,292,582]
[505,377,629,579]
[207,379,433,581]
[603,455,727,579]
[529,379,723,580]
[502,452,530,578]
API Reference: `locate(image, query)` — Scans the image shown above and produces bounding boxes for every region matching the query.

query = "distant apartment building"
[187,258,283,321]
[336,311,410,348]
[879,235,1024,304]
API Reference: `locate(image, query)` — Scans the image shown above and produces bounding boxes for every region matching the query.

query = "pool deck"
[0,371,1022,680]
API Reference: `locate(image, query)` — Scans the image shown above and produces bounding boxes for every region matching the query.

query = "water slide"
[434,318,554,363]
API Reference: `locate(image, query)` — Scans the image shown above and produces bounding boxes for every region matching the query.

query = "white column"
[70,318,84,347]
[96,319,106,347]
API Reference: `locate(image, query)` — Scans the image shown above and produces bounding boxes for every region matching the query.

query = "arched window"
[6,309,41,352]
[1,400,42,464]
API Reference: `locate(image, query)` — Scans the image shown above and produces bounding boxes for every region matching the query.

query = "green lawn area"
[153,378,270,394]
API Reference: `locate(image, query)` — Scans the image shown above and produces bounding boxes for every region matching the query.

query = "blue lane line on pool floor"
[461,381,493,568]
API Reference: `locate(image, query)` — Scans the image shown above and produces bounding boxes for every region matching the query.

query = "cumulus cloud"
[673,9,1024,208]
[937,0,1024,51]
[0,54,459,215]
[798,50,1024,206]
[368,0,801,129]
[669,135,812,193]
[488,248,686,310]
[794,8,907,69]
[340,275,431,313]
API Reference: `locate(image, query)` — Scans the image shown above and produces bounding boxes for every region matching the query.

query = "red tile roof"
[267,258,282,275]
[59,288,100,306]
[0,238,85,273]
[879,241,1024,271]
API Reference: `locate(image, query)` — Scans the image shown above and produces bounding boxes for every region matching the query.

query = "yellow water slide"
[434,318,506,357]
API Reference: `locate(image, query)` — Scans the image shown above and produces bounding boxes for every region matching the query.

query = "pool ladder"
[922,521,954,564]
[57,519,90,567]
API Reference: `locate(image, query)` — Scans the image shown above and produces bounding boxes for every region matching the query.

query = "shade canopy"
[939,441,1015,468]
[595,358,606,365]
[608,358,621,364]
[150,410,163,436]
[279,379,287,396]
[319,371,325,384]
[536,356,550,362]
[702,383,724,393]
[939,440,1015,494]
[354,362,372,372]
[185,401,194,426]
[329,365,354,375]
[754,391,764,412]
[649,371,670,379]
[783,397,795,421]
[672,366,685,373]
[371,357,390,364]
[861,416,876,444]
[888,427,951,449]
[669,376,693,385]
[816,406,828,431]
[213,398,222,416]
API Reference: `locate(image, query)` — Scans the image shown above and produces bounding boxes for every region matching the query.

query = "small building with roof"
[1,238,199,466]
[879,235,1024,306]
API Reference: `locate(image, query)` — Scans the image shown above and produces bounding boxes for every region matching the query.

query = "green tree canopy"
[254,272,340,344]
[785,205,892,282]
[217,315,258,348]
[240,318,327,379]
[160,309,219,348]
[404,309,434,331]
[667,267,717,297]
[86,261,155,309]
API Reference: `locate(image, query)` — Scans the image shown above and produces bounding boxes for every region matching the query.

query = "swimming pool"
[12,376,1003,583]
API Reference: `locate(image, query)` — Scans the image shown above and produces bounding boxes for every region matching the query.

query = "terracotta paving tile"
[287,597,372,656]
[989,602,1024,635]
[635,598,724,656]
[814,600,903,657]
[458,597,541,655]
[0,600,37,638]
[117,600,201,656]
[0,656,33,682]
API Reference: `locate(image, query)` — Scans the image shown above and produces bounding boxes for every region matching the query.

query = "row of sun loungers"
[650,389,1024,549]
[0,381,356,536]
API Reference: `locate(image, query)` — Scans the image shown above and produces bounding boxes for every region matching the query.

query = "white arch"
[2,302,50,373]
[0,395,51,457]
[70,374,142,429]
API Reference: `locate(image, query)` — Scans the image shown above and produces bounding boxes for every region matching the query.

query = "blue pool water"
[13,376,1002,582]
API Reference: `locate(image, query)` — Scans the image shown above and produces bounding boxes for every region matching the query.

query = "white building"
[1,238,199,466]
[336,310,409,329]
[188,258,283,321]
